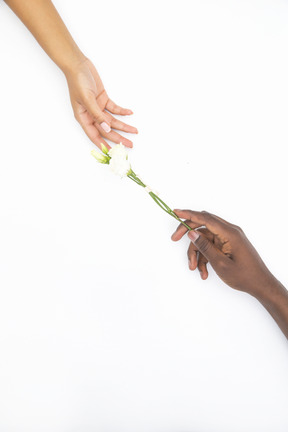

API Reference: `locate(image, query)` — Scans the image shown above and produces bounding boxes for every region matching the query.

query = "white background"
[0,0,288,431]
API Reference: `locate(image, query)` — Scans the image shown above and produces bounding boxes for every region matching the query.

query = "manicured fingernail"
[188,230,200,243]
[101,122,111,133]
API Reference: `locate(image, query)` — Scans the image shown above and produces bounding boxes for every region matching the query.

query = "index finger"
[171,209,232,241]
[106,99,133,116]
[171,218,202,241]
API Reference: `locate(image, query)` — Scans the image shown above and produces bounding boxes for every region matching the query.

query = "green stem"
[127,170,192,231]
[129,170,146,187]
[150,192,192,230]
[127,174,143,186]
[149,192,172,216]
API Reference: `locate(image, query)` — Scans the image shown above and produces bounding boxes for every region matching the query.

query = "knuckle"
[230,224,244,236]
[95,115,103,122]
[91,110,102,121]
[232,224,241,231]
[201,210,212,219]
[201,210,211,222]
[83,92,94,105]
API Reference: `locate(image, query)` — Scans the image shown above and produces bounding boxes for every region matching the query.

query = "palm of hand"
[67,58,137,149]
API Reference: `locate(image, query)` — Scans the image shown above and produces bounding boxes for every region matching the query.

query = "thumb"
[85,96,111,133]
[188,230,224,266]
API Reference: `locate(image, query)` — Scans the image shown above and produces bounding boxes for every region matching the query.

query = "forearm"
[4,0,85,73]
[254,280,288,339]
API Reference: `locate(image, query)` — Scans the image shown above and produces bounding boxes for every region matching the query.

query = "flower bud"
[100,143,109,155]
[91,149,110,164]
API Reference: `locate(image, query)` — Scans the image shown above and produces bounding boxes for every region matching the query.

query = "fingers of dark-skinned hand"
[187,244,209,279]
[187,242,198,271]
[187,229,210,279]
[189,230,228,267]
[196,228,211,279]
[171,219,202,241]
[173,209,233,238]
[171,209,279,297]
[198,253,209,280]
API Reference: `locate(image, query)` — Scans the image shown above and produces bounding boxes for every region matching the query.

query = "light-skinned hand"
[65,58,138,150]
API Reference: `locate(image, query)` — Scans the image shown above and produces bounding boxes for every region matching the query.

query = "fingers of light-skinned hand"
[80,121,111,151]
[173,209,230,237]
[84,96,111,130]
[75,107,111,150]
[109,116,138,134]
[95,124,133,148]
[106,99,133,116]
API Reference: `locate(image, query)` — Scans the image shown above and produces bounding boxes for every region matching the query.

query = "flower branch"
[91,144,193,232]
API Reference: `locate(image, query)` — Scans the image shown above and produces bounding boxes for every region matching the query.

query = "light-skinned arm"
[4,0,138,149]
[172,210,288,339]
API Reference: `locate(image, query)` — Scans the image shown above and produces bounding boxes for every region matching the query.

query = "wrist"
[59,49,87,77]
[252,278,288,339]
[253,277,288,308]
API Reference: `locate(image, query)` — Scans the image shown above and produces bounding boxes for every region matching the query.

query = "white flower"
[91,149,110,164]
[109,157,131,178]
[108,143,128,159]
[108,143,131,178]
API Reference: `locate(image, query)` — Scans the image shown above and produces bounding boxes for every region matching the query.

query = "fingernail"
[188,230,200,243]
[101,122,111,133]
